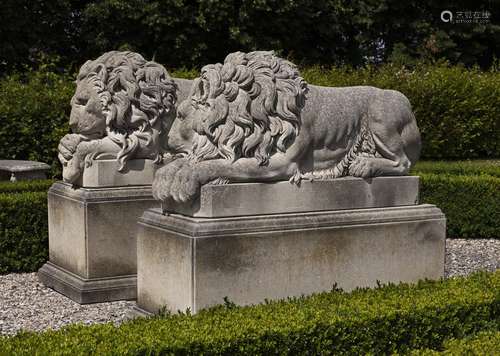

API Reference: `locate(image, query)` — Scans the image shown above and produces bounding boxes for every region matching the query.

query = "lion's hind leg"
[349,89,419,178]
[349,139,411,178]
[349,126,412,178]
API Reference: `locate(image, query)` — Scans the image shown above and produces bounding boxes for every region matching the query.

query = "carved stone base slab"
[40,182,158,303]
[136,204,445,314]
[38,262,136,304]
[163,176,420,217]
[0,159,50,181]
[76,159,163,188]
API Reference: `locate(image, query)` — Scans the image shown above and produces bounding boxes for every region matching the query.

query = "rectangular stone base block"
[163,176,419,217]
[38,262,136,303]
[39,182,158,303]
[137,204,446,314]
[76,159,162,187]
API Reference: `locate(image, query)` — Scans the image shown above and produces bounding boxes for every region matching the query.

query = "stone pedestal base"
[136,203,446,314]
[38,182,157,303]
[38,262,136,304]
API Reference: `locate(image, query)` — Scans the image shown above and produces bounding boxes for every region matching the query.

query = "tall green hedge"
[1,63,498,177]
[0,191,48,274]
[0,65,74,178]
[0,271,498,354]
[302,64,500,160]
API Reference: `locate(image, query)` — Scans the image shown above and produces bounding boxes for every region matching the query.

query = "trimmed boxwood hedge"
[412,160,500,178]
[410,330,500,355]
[0,191,48,274]
[0,179,53,194]
[419,173,499,238]
[0,271,498,354]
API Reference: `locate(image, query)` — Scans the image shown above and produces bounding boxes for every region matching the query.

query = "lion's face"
[165,99,198,154]
[69,77,107,138]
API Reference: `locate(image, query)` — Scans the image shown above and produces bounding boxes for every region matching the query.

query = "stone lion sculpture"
[58,51,179,183]
[153,50,421,204]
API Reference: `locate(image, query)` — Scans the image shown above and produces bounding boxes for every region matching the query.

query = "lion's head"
[69,50,177,169]
[180,51,308,165]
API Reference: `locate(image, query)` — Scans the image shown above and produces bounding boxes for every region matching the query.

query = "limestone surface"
[137,204,445,314]
[153,51,422,204]
[58,51,192,185]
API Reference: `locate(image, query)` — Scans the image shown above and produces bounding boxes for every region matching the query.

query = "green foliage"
[0,59,74,177]
[410,330,500,355]
[0,271,498,354]
[419,173,499,238]
[0,191,48,274]
[1,63,498,175]
[413,160,500,177]
[0,179,53,194]
[302,63,500,159]
[2,1,499,72]
[0,0,83,74]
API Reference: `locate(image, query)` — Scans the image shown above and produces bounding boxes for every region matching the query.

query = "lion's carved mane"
[187,51,308,166]
[76,50,177,170]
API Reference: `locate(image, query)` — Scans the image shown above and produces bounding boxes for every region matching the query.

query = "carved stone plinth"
[135,178,445,315]
[38,182,157,303]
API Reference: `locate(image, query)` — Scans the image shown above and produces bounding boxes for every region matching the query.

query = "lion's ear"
[77,60,93,80]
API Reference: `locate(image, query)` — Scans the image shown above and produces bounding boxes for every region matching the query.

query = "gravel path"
[444,239,499,277]
[1,238,498,336]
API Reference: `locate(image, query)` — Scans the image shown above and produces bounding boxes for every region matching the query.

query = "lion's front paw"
[169,162,203,203]
[62,158,83,183]
[152,158,190,202]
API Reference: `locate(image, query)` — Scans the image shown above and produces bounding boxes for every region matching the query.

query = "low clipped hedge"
[0,191,48,274]
[412,160,500,177]
[419,173,499,238]
[0,271,498,354]
[410,330,500,355]
[0,179,53,194]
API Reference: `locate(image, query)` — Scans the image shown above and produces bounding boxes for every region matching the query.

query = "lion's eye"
[75,97,88,106]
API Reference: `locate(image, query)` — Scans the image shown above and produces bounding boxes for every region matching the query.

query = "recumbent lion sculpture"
[58,51,179,183]
[152,51,421,204]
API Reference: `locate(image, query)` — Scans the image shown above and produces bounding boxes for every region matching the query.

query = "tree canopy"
[1,0,498,72]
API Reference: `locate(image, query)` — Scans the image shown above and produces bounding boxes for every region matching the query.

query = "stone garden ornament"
[48,50,443,310]
[58,51,178,183]
[152,51,421,205]
[58,50,421,203]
